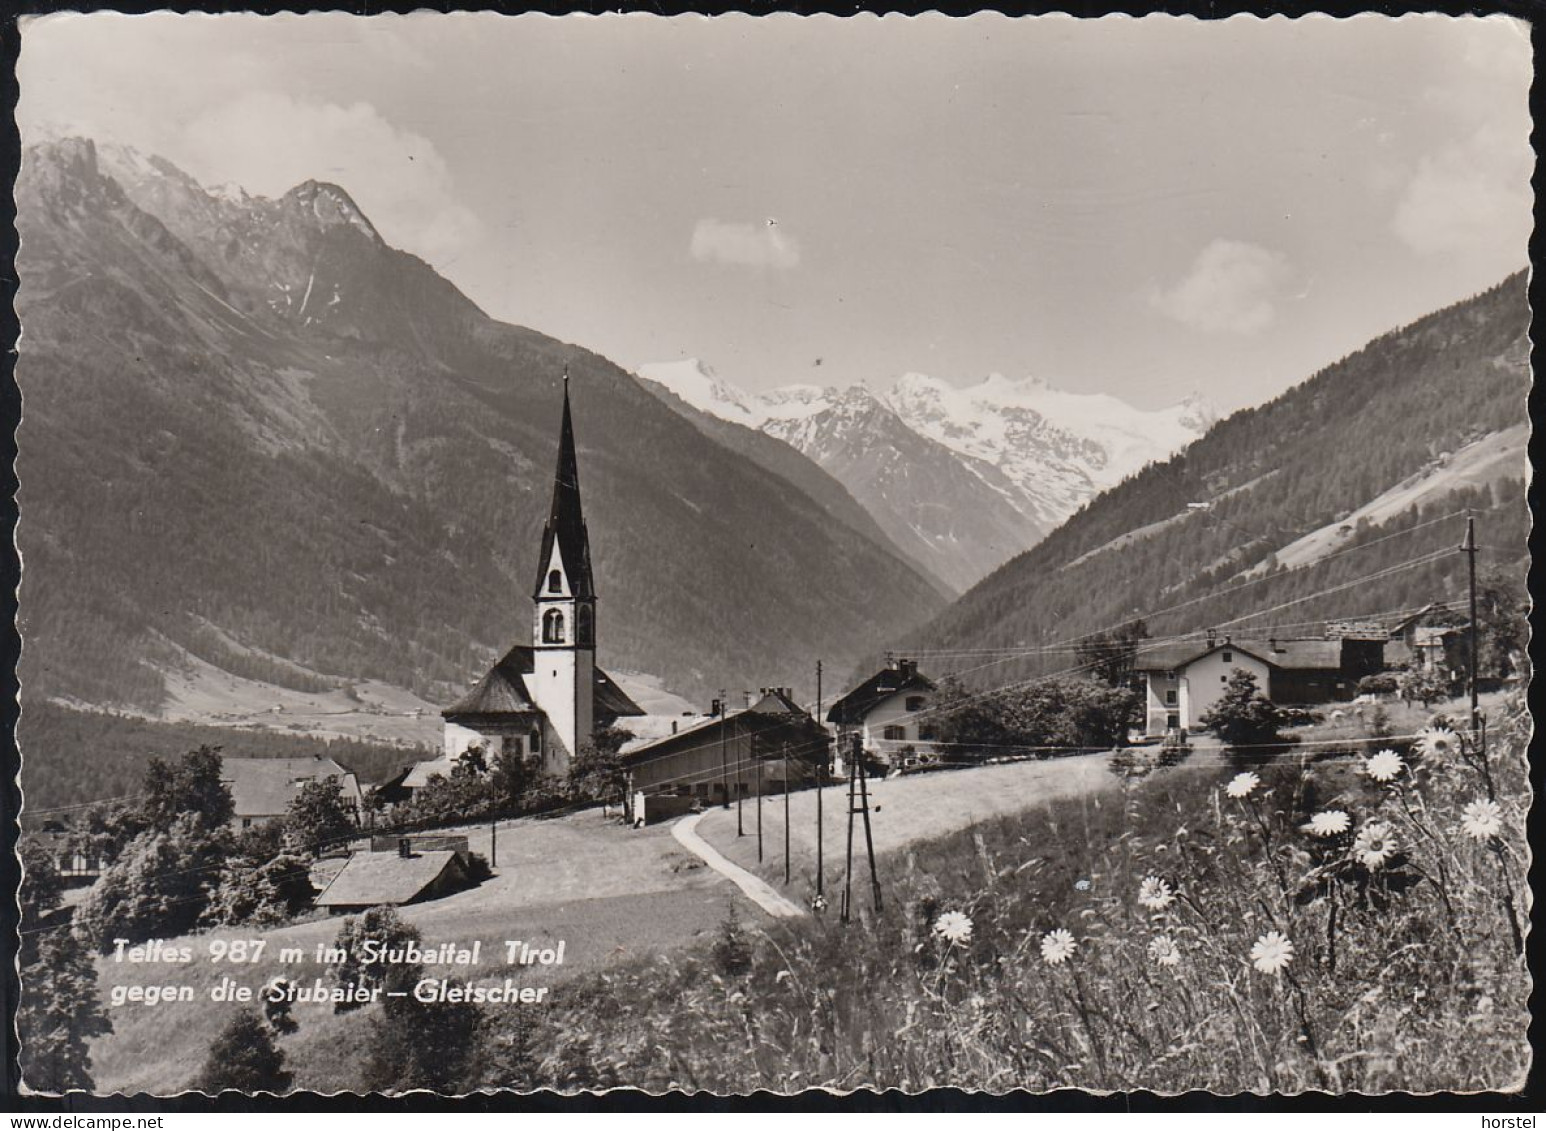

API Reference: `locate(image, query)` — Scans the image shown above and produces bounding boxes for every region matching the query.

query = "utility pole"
[841,734,882,923]
[737,709,747,836]
[718,688,730,810]
[490,818,497,868]
[783,743,791,886]
[755,744,764,862]
[1461,514,1481,737]
[816,660,825,903]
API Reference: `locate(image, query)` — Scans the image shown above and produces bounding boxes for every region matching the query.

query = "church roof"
[533,376,595,600]
[441,644,645,722]
[441,644,541,719]
[595,667,647,719]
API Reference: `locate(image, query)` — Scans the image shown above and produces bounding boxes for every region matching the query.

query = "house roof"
[402,758,457,789]
[1134,638,1345,674]
[441,643,644,721]
[621,690,819,764]
[314,849,466,908]
[826,666,935,726]
[533,377,595,601]
[223,757,361,820]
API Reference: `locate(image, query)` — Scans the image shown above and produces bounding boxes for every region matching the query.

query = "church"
[441,374,644,778]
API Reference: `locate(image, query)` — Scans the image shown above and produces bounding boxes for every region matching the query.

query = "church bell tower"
[530,370,596,768]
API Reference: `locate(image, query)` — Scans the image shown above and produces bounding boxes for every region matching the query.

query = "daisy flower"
[1136,875,1177,911]
[1303,810,1351,838]
[1225,771,1261,799]
[1364,749,1404,783]
[1249,930,1295,975]
[1417,727,1460,759]
[1040,928,1076,966]
[1147,935,1181,968]
[933,910,973,945]
[1353,820,1398,869]
[1460,798,1503,842]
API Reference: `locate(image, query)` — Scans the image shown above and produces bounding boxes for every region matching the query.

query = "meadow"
[470,692,1531,1094]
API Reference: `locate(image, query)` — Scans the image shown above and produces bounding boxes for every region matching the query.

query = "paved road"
[673,812,808,919]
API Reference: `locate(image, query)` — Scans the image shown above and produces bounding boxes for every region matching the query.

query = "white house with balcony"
[825,658,940,768]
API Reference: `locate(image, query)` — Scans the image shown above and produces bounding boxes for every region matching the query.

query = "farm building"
[441,374,643,778]
[621,689,829,814]
[314,844,472,913]
[826,658,940,767]
[1133,632,1382,737]
[1384,604,1471,672]
[222,756,364,830]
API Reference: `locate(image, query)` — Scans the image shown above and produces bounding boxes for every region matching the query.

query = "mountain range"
[638,358,1214,591]
[891,272,1530,685]
[15,137,946,719]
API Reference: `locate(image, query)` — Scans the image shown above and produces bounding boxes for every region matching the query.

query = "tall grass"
[474,694,1530,1094]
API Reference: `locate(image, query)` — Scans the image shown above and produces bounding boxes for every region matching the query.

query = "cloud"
[1391,124,1532,258]
[1391,21,1531,261]
[690,218,800,270]
[178,91,482,266]
[1149,239,1290,335]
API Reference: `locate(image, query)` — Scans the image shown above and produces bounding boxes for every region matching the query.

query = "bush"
[1357,673,1399,697]
[710,901,752,977]
[72,814,229,951]
[16,929,112,1093]
[197,1009,291,1093]
[329,906,422,1012]
[1198,669,1286,756]
[284,776,358,857]
[202,851,315,928]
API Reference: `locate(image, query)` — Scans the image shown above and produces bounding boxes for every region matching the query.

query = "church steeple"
[533,367,595,601]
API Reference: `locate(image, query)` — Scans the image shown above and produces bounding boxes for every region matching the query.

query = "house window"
[1165,690,1177,705]
[1221,675,1228,684]
[918,725,938,742]
[905,695,926,712]
[548,569,562,593]
[542,608,566,643]
[242,818,252,830]
[883,725,906,741]
[1165,670,1178,680]
[1222,651,1233,663]
[1167,713,1180,729]
[529,729,542,753]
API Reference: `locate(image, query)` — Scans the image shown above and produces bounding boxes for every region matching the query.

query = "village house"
[1133,631,1381,738]
[620,688,829,821]
[826,657,940,767]
[1384,605,1469,676]
[222,756,364,830]
[438,374,644,779]
[314,835,474,913]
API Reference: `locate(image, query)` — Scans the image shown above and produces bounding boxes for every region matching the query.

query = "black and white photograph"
[8,11,1534,1099]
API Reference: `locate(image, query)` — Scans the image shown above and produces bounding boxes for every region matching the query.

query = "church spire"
[533,368,595,600]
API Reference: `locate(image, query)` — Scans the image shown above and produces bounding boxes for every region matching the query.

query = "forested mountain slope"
[899,273,1530,682]
[16,138,946,715]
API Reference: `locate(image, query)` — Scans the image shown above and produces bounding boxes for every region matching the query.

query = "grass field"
[83,809,736,1093]
[468,693,1530,1093]
[695,751,1118,900]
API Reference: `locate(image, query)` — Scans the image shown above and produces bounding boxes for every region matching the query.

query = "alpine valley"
[638,358,1216,592]
[15,137,948,737]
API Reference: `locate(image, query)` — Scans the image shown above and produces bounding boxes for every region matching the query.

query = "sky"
[18,13,1533,412]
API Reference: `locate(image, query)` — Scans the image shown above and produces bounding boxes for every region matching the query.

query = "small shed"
[313,849,470,913]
